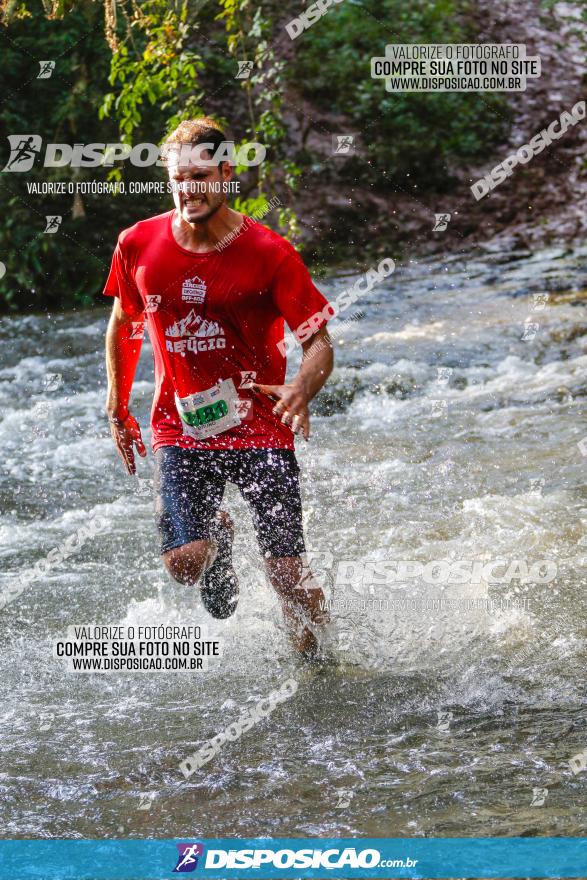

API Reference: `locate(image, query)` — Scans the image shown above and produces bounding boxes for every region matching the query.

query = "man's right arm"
[105,298,147,474]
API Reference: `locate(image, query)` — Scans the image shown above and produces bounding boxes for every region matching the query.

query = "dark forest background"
[0,0,585,311]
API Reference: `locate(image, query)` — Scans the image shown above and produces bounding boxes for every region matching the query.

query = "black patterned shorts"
[155,447,306,558]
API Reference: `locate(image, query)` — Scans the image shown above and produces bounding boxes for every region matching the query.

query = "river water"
[1,244,586,840]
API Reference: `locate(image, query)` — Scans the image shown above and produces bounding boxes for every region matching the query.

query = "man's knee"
[162,539,215,585]
[264,555,304,591]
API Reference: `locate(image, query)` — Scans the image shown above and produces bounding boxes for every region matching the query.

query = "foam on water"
[1,249,587,836]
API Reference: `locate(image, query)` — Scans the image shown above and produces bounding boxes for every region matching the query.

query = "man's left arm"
[253,325,333,440]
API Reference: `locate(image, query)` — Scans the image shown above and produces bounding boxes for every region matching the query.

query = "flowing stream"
[1,244,586,838]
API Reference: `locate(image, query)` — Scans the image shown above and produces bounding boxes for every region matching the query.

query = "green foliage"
[216,0,301,238]
[292,0,510,187]
[99,0,205,145]
[0,1,125,311]
[0,0,517,312]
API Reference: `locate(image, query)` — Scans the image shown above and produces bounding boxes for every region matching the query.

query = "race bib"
[175,378,242,440]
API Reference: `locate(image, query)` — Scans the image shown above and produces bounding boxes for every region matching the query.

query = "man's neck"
[171,204,244,253]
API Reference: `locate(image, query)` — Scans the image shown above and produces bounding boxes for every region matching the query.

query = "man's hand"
[253,326,334,441]
[108,411,146,474]
[253,380,311,440]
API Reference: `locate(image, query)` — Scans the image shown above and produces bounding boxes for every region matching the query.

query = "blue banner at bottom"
[0,838,586,879]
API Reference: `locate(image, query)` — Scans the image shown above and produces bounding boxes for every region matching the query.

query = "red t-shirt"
[103,210,330,451]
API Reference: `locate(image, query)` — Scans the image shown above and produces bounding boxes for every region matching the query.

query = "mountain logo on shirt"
[165,309,225,339]
[181,274,206,304]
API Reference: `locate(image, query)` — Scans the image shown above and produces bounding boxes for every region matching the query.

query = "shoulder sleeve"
[103,233,144,316]
[270,242,331,338]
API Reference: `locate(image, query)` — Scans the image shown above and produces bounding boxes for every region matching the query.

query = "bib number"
[175,378,242,440]
[182,399,229,428]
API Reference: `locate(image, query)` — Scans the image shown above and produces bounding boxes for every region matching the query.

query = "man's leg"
[163,540,212,585]
[155,447,239,619]
[264,555,328,655]
[233,449,327,654]
[162,515,226,585]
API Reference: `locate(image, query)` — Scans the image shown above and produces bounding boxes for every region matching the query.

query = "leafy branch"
[216,0,301,238]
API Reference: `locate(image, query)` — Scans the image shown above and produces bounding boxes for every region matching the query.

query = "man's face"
[168,150,232,224]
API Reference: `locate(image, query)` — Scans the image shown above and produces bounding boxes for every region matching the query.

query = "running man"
[104,117,333,656]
